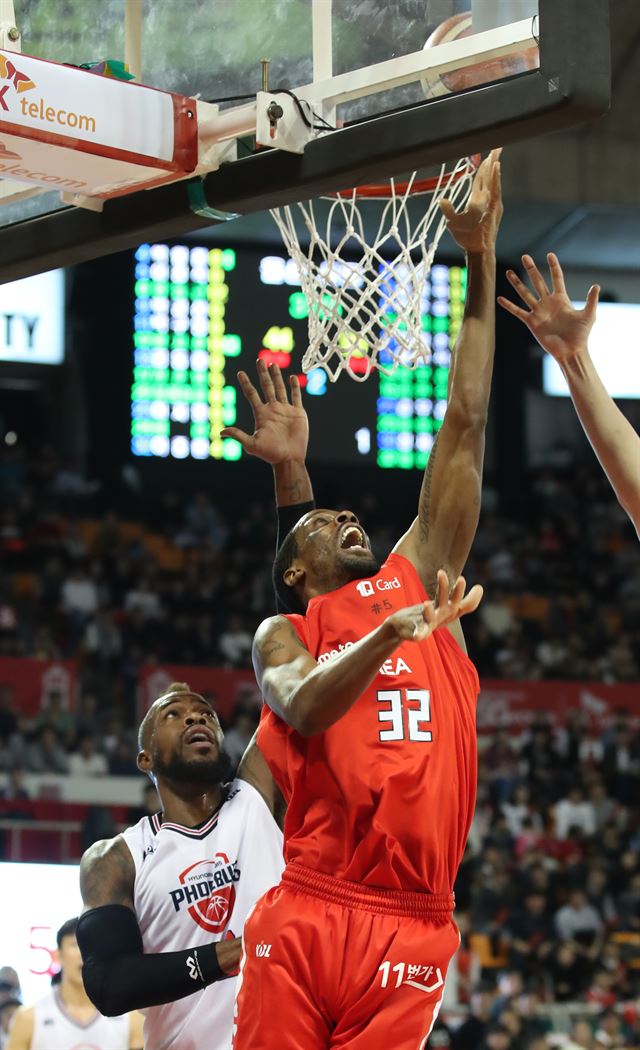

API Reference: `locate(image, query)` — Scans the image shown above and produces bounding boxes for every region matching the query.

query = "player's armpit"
[79,834,136,912]
[5,1006,34,1050]
[237,732,285,823]
[252,616,318,732]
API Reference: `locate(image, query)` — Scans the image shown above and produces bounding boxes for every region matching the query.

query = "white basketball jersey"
[31,990,129,1050]
[121,779,283,1050]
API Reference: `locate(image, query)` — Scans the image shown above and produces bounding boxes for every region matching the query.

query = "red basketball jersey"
[258,553,480,893]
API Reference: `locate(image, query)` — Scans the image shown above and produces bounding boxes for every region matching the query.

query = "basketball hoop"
[271,155,479,382]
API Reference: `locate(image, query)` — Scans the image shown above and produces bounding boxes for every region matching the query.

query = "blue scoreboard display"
[131,243,466,470]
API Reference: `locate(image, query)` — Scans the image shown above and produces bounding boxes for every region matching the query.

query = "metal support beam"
[124,0,142,81]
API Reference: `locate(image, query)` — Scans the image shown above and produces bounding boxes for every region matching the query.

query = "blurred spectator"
[502,786,543,839]
[180,491,228,548]
[480,1023,511,1050]
[68,734,108,777]
[0,686,17,742]
[451,988,494,1050]
[0,966,20,1005]
[218,615,253,668]
[224,703,259,769]
[24,725,68,774]
[561,1020,595,1049]
[124,575,162,621]
[554,889,603,945]
[0,766,30,801]
[505,892,554,978]
[127,781,160,825]
[554,786,597,840]
[35,689,75,746]
[0,996,21,1049]
[546,941,586,1002]
[107,734,139,777]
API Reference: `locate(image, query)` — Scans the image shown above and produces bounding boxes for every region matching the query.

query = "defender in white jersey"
[77,684,284,1050]
[7,919,143,1050]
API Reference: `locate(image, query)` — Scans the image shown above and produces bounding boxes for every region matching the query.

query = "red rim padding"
[326,154,481,200]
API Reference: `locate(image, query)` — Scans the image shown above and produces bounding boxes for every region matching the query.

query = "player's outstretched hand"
[386,570,483,643]
[220,358,309,465]
[498,253,600,364]
[439,148,503,254]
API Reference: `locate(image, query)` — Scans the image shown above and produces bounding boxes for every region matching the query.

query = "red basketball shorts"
[233,863,459,1050]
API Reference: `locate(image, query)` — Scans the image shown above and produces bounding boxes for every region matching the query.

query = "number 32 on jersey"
[377,689,432,742]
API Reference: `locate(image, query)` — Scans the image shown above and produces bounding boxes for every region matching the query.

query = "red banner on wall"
[138,664,257,723]
[138,665,640,733]
[0,657,77,717]
[478,679,640,734]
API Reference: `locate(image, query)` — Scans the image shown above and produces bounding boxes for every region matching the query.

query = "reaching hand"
[439,148,503,254]
[498,253,600,364]
[386,570,483,643]
[220,359,309,465]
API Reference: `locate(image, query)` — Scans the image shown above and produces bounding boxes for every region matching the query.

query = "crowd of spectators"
[1,446,638,693]
[0,445,639,1044]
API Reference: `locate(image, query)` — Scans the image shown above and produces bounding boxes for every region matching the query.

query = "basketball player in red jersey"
[231,149,502,1049]
[75,371,317,1050]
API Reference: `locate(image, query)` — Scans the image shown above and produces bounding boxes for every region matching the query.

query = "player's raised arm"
[222,359,316,605]
[394,151,502,605]
[237,731,286,827]
[254,571,482,736]
[221,358,315,510]
[499,252,640,536]
[76,836,239,1017]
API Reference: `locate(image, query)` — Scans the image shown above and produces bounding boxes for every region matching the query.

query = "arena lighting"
[543,302,640,400]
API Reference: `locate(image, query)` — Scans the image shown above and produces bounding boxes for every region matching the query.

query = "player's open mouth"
[183,726,216,748]
[339,524,367,552]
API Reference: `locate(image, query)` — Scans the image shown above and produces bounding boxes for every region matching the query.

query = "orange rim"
[325,154,481,200]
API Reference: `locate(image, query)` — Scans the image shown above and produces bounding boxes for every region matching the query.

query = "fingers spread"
[451,575,466,605]
[219,427,252,451]
[257,358,277,402]
[460,584,484,615]
[269,363,289,403]
[522,255,550,299]
[497,296,530,323]
[439,198,459,222]
[506,270,538,309]
[237,370,263,410]
[546,253,567,295]
[289,373,303,408]
[584,284,601,320]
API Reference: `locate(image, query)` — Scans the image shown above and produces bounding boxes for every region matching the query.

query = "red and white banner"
[138,665,256,723]
[0,657,76,716]
[478,679,640,735]
[0,49,198,197]
[138,665,640,733]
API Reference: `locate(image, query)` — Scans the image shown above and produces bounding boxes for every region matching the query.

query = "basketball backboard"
[0,0,609,282]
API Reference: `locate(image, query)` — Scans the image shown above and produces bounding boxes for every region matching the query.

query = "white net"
[271,158,477,382]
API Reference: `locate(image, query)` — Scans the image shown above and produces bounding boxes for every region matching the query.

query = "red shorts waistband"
[281,863,454,918]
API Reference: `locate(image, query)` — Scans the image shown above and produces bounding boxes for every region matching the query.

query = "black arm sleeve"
[275,500,315,613]
[276,500,315,552]
[76,905,226,1017]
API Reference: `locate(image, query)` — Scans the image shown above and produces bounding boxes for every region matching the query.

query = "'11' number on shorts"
[376,688,432,742]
